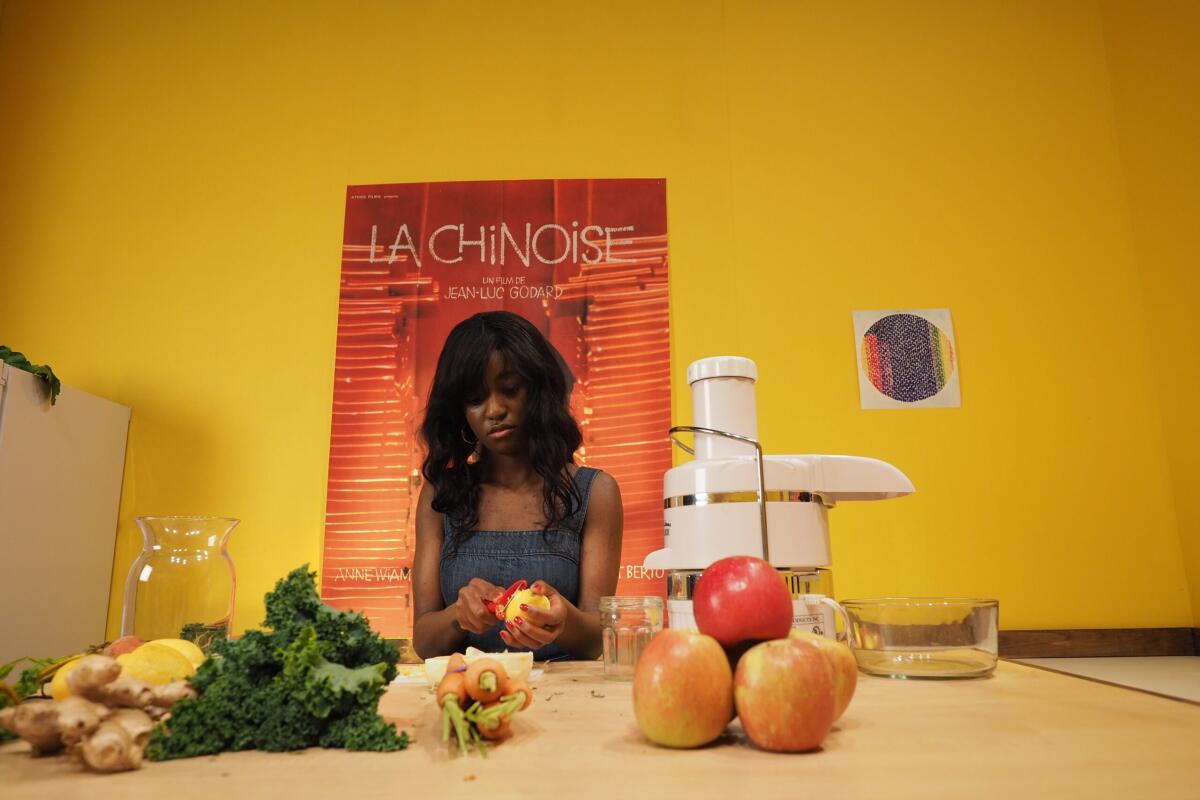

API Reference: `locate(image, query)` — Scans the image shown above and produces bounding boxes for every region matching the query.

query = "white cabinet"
[0,365,130,664]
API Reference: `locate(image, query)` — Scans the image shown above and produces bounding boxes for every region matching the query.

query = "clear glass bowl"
[842,597,999,679]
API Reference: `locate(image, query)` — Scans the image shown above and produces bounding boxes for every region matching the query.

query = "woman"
[411,311,623,660]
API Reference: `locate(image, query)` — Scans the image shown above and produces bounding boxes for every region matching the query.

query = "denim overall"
[440,466,600,661]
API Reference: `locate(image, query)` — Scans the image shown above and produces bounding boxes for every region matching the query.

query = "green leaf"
[14,666,46,698]
[0,345,61,405]
[281,626,387,719]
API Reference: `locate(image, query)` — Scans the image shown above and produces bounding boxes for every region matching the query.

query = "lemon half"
[117,642,196,685]
[148,638,206,669]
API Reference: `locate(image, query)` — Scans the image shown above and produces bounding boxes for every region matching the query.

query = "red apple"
[693,556,793,647]
[734,638,836,752]
[788,630,858,721]
[102,635,143,658]
[633,629,733,748]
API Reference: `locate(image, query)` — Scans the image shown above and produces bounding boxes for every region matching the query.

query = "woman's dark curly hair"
[421,311,582,534]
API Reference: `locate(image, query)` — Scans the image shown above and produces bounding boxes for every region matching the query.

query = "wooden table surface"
[4,660,1199,799]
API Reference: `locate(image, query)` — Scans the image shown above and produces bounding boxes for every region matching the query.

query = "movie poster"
[320,179,672,641]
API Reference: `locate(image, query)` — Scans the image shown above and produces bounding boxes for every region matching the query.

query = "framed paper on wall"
[853,308,961,409]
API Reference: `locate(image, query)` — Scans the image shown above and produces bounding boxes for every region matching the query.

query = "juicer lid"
[686,355,758,384]
[664,454,915,502]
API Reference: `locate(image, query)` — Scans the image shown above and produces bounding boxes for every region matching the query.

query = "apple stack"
[632,556,857,753]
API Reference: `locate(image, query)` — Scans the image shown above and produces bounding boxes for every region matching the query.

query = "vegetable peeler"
[484,580,528,621]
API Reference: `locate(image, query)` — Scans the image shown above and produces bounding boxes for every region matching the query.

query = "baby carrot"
[500,678,533,711]
[464,658,506,704]
[437,670,468,708]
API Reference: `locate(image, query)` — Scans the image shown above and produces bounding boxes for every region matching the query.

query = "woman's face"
[464,351,527,456]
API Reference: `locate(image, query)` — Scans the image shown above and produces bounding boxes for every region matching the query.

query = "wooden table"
[4,661,1198,799]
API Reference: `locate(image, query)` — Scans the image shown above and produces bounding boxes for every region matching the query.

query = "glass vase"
[120,515,238,644]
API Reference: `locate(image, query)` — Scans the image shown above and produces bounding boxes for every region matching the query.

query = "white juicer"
[644,356,915,637]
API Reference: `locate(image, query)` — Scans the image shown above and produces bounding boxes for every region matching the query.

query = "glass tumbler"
[120,515,238,643]
[599,596,663,680]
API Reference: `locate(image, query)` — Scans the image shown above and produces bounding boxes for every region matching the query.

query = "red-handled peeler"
[483,580,528,622]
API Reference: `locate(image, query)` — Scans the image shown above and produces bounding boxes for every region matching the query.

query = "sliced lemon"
[117,642,196,685]
[148,638,206,669]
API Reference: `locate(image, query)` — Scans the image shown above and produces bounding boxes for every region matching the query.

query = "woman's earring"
[461,426,481,465]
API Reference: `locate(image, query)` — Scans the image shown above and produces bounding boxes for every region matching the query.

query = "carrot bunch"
[437,654,532,755]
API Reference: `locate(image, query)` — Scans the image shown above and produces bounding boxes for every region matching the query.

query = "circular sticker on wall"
[861,313,955,402]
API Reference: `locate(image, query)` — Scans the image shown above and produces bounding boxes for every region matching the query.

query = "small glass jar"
[599,596,664,680]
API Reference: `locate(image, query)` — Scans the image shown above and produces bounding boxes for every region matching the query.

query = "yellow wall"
[0,0,1191,637]
[1101,0,1200,624]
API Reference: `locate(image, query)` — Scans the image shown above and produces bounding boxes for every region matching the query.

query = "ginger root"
[107,708,156,748]
[3,654,194,773]
[152,679,197,708]
[80,720,143,772]
[55,696,113,746]
[0,701,64,755]
[66,655,122,699]
[99,675,155,708]
[68,656,155,707]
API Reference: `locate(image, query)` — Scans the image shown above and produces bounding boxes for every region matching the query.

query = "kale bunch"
[146,566,408,759]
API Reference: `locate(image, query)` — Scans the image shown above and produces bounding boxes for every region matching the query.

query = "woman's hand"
[455,578,504,634]
[500,580,569,651]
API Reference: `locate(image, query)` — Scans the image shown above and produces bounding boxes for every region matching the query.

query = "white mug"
[791,593,851,643]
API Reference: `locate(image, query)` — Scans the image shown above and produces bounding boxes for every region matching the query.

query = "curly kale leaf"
[146,564,407,760]
[265,567,399,682]
[145,663,265,759]
[263,567,326,634]
[310,607,400,682]
[319,705,411,752]
[281,626,388,719]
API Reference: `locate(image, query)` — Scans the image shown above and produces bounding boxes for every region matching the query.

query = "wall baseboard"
[999,627,1199,658]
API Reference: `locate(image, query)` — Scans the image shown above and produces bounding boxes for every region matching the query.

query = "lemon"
[49,656,83,701]
[504,587,550,626]
[149,638,206,669]
[117,642,196,685]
